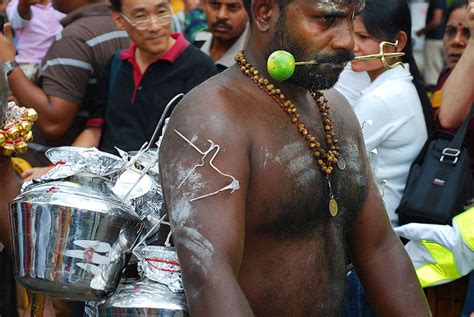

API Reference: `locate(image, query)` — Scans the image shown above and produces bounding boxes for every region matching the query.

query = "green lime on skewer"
[267,50,296,82]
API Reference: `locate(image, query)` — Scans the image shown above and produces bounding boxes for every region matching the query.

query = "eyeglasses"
[444,26,471,40]
[120,9,172,30]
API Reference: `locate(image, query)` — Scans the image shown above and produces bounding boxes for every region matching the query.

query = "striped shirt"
[36,3,130,146]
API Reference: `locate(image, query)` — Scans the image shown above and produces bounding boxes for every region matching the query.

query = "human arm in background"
[159,89,254,317]
[416,0,445,37]
[0,0,9,13]
[7,0,40,24]
[0,23,85,139]
[439,0,474,128]
[71,128,101,147]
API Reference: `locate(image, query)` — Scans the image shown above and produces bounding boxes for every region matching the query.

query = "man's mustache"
[211,20,232,30]
[312,51,355,65]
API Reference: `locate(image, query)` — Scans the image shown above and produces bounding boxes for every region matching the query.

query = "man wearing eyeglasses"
[71,0,218,154]
[0,0,130,169]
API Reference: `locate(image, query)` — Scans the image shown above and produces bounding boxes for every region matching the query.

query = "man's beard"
[267,13,353,91]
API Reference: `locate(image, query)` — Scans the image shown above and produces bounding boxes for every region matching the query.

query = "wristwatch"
[4,60,19,76]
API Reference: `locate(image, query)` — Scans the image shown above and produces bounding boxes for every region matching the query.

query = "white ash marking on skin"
[344,139,365,186]
[174,161,208,194]
[186,169,207,191]
[260,146,274,170]
[170,198,215,277]
[208,114,230,134]
[274,142,317,185]
[172,197,194,225]
[288,155,317,186]
[178,226,214,274]
[274,142,304,165]
[190,134,198,144]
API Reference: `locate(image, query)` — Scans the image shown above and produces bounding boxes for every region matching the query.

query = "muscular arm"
[8,67,79,138]
[159,88,254,316]
[0,156,21,254]
[439,0,474,128]
[0,25,79,139]
[348,170,430,315]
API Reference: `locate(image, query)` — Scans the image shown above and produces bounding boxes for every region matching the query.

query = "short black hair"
[110,0,120,12]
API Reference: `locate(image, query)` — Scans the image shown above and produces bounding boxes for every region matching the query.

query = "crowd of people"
[0,0,473,316]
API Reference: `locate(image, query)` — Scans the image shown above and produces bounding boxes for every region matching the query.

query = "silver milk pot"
[9,158,144,300]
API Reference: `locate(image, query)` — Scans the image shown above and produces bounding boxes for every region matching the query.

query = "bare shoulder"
[161,66,264,156]
[325,88,358,123]
[159,67,253,198]
[168,68,250,130]
[324,88,363,140]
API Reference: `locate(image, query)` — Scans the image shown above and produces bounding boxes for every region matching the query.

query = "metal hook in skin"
[295,41,405,70]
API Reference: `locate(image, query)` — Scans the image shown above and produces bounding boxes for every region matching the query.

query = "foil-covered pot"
[9,148,144,300]
[93,246,188,316]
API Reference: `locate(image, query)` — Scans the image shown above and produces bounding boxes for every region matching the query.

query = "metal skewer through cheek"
[295,41,405,70]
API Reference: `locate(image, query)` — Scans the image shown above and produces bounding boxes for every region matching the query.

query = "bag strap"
[99,50,123,149]
[446,102,474,152]
[430,103,474,192]
[107,50,123,106]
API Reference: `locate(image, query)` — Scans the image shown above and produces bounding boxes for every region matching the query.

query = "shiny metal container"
[94,246,189,316]
[9,149,144,301]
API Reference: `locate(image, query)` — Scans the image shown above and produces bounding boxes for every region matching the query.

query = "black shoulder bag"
[396,103,474,225]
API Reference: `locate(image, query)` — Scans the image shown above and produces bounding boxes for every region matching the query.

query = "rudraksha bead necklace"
[235,50,340,216]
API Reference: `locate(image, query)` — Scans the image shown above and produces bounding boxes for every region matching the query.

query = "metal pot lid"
[41,147,126,181]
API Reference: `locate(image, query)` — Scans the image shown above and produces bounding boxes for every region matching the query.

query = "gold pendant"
[329,198,338,217]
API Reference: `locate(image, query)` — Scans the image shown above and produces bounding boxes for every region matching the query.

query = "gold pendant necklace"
[235,51,340,217]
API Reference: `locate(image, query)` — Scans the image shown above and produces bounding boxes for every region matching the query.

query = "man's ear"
[395,30,408,52]
[111,11,125,30]
[252,0,278,32]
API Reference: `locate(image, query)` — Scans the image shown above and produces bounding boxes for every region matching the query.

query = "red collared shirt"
[119,32,189,102]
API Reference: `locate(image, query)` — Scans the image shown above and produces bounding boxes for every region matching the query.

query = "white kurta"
[354,64,428,227]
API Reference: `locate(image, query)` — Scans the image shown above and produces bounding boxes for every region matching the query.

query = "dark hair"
[110,0,170,12]
[360,0,434,134]
[243,0,291,23]
[110,0,120,11]
[445,0,468,27]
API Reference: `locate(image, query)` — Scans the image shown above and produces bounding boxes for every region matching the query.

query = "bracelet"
[0,101,38,157]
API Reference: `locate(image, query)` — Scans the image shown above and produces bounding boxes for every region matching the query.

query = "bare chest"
[245,108,368,238]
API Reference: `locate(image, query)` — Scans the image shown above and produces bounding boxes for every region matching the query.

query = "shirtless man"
[159,0,431,315]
